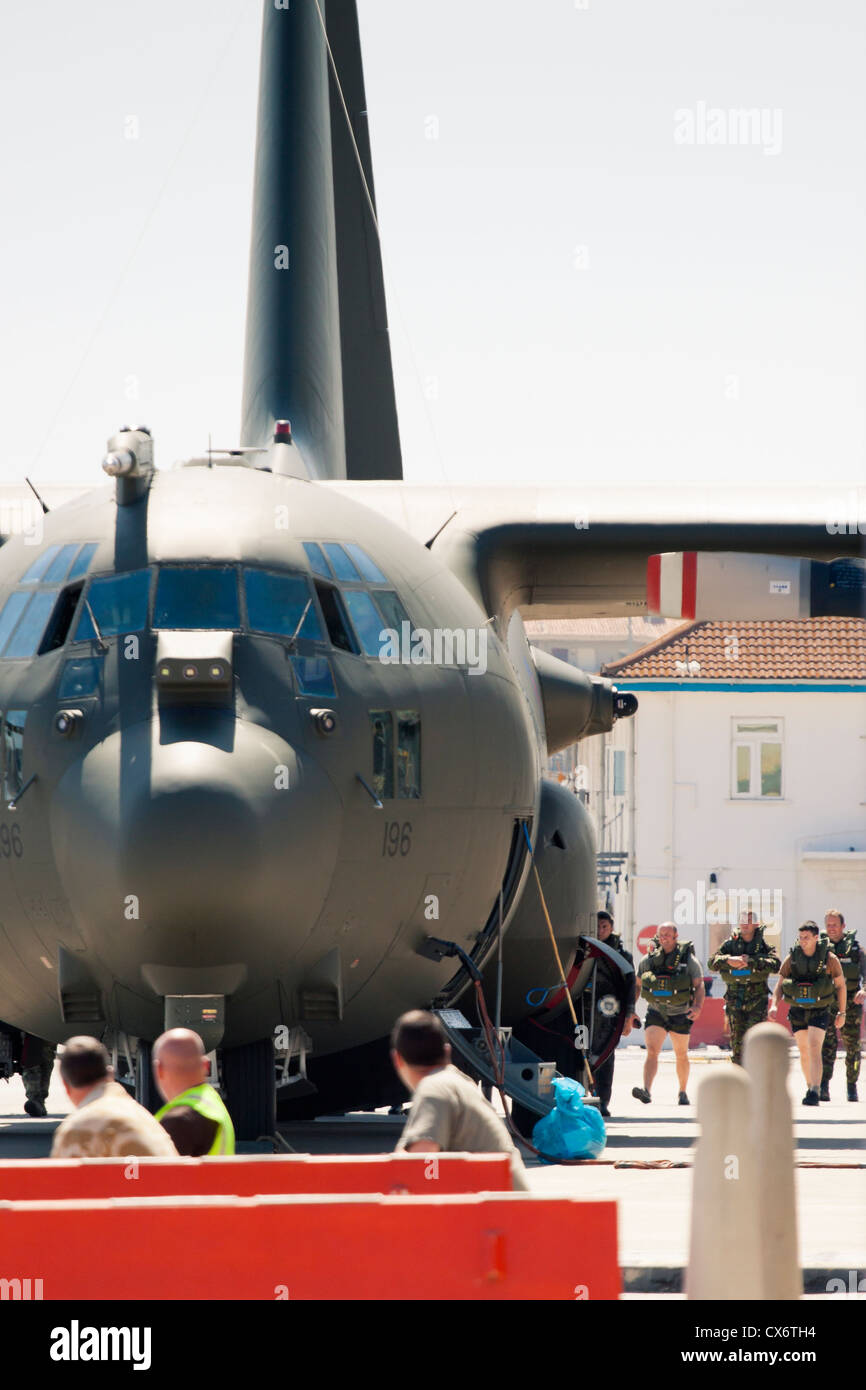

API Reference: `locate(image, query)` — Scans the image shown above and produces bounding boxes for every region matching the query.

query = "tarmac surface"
[1,1044,863,1296]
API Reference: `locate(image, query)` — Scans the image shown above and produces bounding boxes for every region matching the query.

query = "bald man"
[153,1029,236,1156]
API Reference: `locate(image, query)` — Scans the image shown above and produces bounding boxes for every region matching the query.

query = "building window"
[732,719,783,798]
[606,747,626,797]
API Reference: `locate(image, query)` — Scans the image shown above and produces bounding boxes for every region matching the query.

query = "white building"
[571,616,866,969]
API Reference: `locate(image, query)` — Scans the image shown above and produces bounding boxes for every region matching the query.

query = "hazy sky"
[0,0,863,495]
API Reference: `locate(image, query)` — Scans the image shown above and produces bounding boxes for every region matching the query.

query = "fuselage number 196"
[382,821,412,857]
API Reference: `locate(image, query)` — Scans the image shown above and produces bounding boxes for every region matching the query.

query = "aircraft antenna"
[313,0,379,239]
[24,477,50,515]
[312,0,454,497]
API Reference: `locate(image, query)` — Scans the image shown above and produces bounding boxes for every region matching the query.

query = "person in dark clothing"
[586,911,637,1117]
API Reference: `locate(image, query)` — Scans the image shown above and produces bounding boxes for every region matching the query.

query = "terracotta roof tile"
[600,618,866,682]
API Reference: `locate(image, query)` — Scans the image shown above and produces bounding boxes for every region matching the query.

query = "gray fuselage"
[0,464,547,1053]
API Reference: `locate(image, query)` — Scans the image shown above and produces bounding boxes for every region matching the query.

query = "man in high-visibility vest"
[153,1028,235,1155]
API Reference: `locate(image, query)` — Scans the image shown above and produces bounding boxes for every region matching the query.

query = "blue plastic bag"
[531,1076,606,1162]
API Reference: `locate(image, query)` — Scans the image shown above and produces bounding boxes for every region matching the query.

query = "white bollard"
[744,1021,802,1300]
[685,1067,762,1299]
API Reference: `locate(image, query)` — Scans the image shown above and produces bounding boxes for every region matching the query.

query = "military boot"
[819,1082,831,1101]
[848,1084,858,1102]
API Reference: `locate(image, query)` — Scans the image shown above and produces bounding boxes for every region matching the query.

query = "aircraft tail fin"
[240,0,402,482]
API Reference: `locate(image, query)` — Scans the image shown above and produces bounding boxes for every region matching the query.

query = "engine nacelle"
[531,646,637,752]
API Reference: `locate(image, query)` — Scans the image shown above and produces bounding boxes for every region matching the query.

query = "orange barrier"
[0,1193,619,1300]
[0,1152,512,1201]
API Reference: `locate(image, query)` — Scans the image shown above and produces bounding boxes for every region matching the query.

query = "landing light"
[310,707,337,735]
[54,709,84,736]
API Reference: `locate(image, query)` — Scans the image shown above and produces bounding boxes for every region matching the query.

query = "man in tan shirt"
[51,1037,178,1158]
[391,1010,530,1191]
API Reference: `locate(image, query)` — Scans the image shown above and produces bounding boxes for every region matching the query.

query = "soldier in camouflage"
[709,912,781,1067]
[20,1032,57,1117]
[820,909,864,1102]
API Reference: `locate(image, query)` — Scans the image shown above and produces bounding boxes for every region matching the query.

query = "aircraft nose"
[51,716,342,960]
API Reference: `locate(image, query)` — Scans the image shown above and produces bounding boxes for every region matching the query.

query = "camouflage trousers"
[725,999,769,1067]
[21,1040,56,1103]
[821,1003,863,1087]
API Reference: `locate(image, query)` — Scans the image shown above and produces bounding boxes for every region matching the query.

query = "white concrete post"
[685,1067,762,1299]
[744,1021,802,1300]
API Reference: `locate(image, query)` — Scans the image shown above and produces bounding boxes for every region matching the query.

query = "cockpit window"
[3,590,59,658]
[75,569,150,642]
[322,543,361,582]
[244,569,324,643]
[342,590,386,657]
[20,545,63,584]
[343,544,387,584]
[42,544,83,585]
[314,582,358,654]
[154,567,240,631]
[67,543,99,582]
[372,590,411,633]
[20,542,96,586]
[0,592,31,654]
[302,542,332,580]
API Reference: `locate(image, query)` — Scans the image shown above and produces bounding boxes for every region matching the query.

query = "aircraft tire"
[135,1040,161,1114]
[222,1037,276,1141]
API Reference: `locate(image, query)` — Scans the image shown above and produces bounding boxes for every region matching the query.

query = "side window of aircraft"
[243,569,325,643]
[371,590,411,634]
[370,710,394,799]
[2,710,27,803]
[39,582,85,653]
[75,570,151,642]
[3,589,60,659]
[58,657,103,701]
[397,711,421,800]
[0,592,34,656]
[341,590,386,658]
[313,582,358,654]
[154,567,240,631]
[291,655,336,698]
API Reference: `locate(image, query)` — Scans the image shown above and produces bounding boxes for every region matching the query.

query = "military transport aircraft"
[0,1,862,1136]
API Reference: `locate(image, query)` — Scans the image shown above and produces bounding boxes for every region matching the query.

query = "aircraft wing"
[323,481,865,620]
